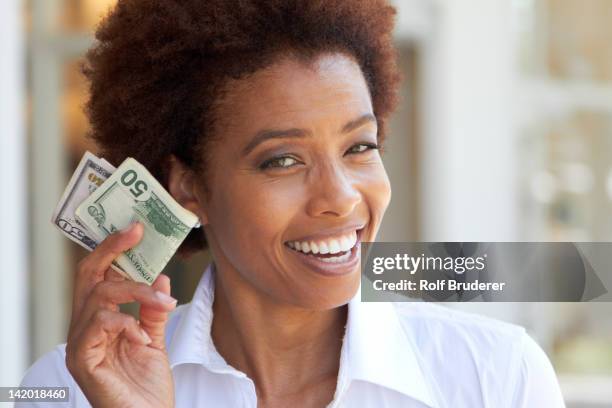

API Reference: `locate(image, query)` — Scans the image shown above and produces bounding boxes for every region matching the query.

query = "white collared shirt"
[21,264,565,407]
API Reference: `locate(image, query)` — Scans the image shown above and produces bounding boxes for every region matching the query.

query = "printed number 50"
[120,169,148,198]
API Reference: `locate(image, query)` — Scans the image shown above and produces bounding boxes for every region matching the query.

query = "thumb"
[139,273,176,350]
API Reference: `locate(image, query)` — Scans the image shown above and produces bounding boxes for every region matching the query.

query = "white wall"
[0,0,28,386]
[392,0,525,325]
[420,0,519,242]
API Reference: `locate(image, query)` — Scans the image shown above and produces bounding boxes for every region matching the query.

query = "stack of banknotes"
[52,151,200,285]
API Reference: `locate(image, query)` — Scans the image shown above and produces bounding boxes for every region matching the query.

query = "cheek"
[214,177,305,246]
[360,163,392,213]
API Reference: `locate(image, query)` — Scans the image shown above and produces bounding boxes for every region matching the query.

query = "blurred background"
[1,0,611,406]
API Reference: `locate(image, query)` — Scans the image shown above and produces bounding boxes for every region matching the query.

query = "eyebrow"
[241,113,377,156]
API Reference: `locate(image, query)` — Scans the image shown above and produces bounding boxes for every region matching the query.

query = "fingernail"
[140,328,152,344]
[155,290,177,304]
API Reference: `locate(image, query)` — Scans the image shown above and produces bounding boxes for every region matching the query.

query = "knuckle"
[91,280,111,298]
[134,282,152,295]
[134,282,149,290]
[140,312,167,324]
[92,309,109,325]
[118,281,147,299]
[123,314,137,327]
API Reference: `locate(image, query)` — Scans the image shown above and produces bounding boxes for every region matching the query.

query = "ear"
[166,155,209,226]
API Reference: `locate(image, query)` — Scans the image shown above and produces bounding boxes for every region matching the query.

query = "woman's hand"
[65,223,177,408]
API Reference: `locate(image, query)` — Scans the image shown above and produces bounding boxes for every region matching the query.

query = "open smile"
[284,228,364,276]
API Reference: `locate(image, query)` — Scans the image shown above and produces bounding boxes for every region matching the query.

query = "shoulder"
[21,344,71,387]
[512,334,566,407]
[393,302,526,375]
[391,303,564,407]
[20,344,90,407]
[393,302,527,348]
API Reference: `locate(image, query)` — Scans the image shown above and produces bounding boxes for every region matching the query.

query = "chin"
[286,274,361,311]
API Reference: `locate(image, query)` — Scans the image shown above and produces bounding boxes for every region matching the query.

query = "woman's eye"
[346,142,379,155]
[259,156,300,169]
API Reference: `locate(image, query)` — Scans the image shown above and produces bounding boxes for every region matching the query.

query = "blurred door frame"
[1,0,28,387]
[28,0,93,361]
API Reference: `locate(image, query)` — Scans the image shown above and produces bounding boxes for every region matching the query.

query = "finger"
[104,267,126,282]
[66,310,151,375]
[72,310,151,362]
[74,279,177,337]
[71,223,144,323]
[140,273,176,350]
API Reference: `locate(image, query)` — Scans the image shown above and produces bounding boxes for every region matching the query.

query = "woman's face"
[196,53,391,309]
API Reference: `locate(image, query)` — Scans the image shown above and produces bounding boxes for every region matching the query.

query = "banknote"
[51,151,116,251]
[75,158,200,284]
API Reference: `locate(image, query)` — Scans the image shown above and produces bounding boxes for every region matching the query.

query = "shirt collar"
[167,263,436,407]
[168,263,238,374]
[341,288,437,407]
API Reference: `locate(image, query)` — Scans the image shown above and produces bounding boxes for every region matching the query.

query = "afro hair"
[84,0,401,254]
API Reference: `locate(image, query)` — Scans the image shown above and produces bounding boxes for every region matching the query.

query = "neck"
[210,261,347,401]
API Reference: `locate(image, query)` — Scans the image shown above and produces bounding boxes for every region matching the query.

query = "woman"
[21,0,565,407]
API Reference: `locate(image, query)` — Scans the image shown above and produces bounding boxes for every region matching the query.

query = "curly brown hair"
[84,0,401,254]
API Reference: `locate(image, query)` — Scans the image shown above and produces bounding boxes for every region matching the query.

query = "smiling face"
[188,52,391,309]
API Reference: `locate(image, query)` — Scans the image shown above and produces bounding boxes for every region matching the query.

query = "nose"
[306,162,361,218]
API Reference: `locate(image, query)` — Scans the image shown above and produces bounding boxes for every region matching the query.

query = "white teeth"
[340,237,350,251]
[317,251,352,263]
[339,236,351,252]
[287,230,358,256]
[328,239,341,254]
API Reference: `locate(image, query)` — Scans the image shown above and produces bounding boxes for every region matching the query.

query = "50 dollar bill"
[52,152,200,285]
[74,158,200,284]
